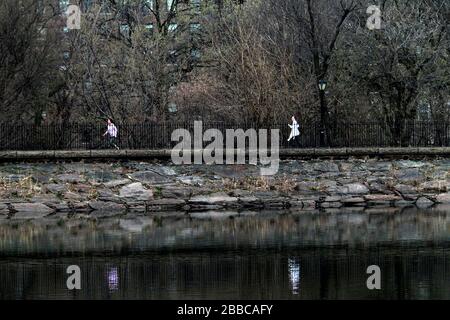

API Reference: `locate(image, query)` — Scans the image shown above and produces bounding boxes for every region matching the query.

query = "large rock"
[12,203,54,218]
[368,182,390,194]
[189,192,238,205]
[129,171,173,185]
[119,182,153,201]
[103,179,131,188]
[84,171,121,183]
[337,183,369,195]
[88,201,126,211]
[63,191,85,201]
[313,162,339,172]
[161,186,192,199]
[324,196,342,202]
[56,174,85,183]
[435,193,450,204]
[0,203,9,215]
[395,160,426,169]
[294,181,319,191]
[366,162,393,172]
[364,194,402,202]
[147,199,186,211]
[176,176,204,186]
[415,197,434,208]
[207,165,259,179]
[394,168,423,182]
[30,194,61,204]
[394,184,417,194]
[150,166,177,176]
[418,180,447,192]
[341,197,366,204]
[45,184,67,194]
[0,174,27,182]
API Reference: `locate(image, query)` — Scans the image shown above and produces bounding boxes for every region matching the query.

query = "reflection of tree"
[1,209,450,254]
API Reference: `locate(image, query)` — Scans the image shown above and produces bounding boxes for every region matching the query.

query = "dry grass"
[0,176,42,198]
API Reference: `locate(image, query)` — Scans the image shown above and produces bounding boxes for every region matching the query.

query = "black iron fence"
[1,121,450,151]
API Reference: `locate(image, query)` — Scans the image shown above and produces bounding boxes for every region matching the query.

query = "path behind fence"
[1,121,449,151]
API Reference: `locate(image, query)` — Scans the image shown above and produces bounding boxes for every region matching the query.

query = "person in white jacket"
[287,116,300,147]
[103,119,119,150]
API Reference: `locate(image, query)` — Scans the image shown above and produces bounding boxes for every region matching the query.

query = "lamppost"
[318,79,327,147]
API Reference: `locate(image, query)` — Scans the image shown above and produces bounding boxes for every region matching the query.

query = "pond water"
[0,207,449,300]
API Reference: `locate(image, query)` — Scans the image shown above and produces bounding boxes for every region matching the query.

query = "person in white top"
[103,119,119,149]
[287,116,300,147]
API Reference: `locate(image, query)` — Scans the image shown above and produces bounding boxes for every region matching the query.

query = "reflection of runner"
[287,116,300,147]
[103,119,119,150]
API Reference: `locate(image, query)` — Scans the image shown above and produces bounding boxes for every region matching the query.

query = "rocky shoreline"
[2,159,450,218]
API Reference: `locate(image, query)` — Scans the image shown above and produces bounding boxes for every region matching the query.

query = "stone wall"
[2,159,450,218]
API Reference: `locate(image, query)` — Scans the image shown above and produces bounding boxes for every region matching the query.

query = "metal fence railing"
[1,121,450,151]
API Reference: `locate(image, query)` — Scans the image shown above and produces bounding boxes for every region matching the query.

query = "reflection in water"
[1,248,449,300]
[107,267,119,292]
[288,258,301,295]
[0,208,449,300]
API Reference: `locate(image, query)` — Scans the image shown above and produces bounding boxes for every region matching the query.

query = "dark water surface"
[0,207,449,299]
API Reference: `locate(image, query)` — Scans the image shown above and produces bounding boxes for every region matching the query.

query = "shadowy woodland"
[0,0,448,132]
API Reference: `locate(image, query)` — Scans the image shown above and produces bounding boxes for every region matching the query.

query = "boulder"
[394,184,417,194]
[324,196,342,202]
[338,183,369,195]
[103,179,131,188]
[394,168,423,182]
[395,160,426,169]
[415,197,434,208]
[161,186,192,199]
[0,174,27,182]
[363,194,402,202]
[56,174,85,183]
[189,192,238,205]
[177,176,204,186]
[64,191,85,201]
[12,203,54,218]
[45,184,67,194]
[341,197,366,204]
[30,194,60,204]
[320,202,343,208]
[88,201,126,211]
[366,162,393,172]
[0,203,9,215]
[129,171,173,185]
[312,162,339,172]
[119,182,153,201]
[435,193,450,204]
[147,199,186,211]
[418,180,447,192]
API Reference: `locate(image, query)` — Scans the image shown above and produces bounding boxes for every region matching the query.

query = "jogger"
[103,119,119,150]
[287,116,300,147]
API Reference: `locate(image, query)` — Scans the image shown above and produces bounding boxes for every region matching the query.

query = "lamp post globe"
[318,79,327,91]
